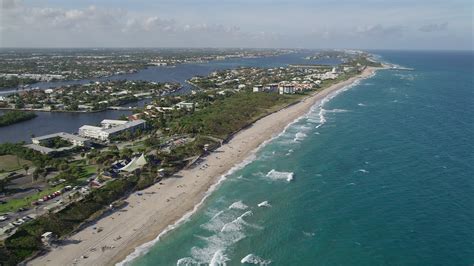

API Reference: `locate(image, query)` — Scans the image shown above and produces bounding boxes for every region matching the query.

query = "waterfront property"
[32,132,90,147]
[79,119,146,141]
[26,132,90,154]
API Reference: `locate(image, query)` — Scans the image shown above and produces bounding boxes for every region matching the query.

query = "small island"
[0,110,37,127]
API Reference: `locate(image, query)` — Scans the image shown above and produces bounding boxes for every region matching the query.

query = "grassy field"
[0,161,97,214]
[0,185,64,214]
[0,155,32,173]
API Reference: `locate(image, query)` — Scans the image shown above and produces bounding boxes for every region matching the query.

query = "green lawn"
[0,155,32,173]
[0,161,98,214]
[0,185,64,214]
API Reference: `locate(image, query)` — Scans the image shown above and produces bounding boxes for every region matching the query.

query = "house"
[278,83,295,94]
[264,84,279,92]
[175,102,196,110]
[253,85,263,92]
[27,132,91,154]
[32,132,90,147]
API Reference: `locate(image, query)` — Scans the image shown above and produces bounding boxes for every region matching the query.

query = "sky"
[0,0,472,49]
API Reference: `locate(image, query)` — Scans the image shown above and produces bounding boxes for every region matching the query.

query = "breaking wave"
[241,254,272,265]
[229,201,249,210]
[356,169,370,174]
[257,201,271,208]
[266,169,294,182]
[293,132,307,142]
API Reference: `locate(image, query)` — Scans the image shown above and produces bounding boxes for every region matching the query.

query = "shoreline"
[29,67,382,266]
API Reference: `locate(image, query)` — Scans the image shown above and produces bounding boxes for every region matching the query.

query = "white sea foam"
[177,257,199,265]
[211,210,225,221]
[356,169,369,174]
[221,211,253,233]
[357,103,366,106]
[191,210,257,264]
[293,132,307,142]
[209,250,229,266]
[314,108,327,129]
[229,201,249,210]
[325,108,349,113]
[394,73,415,81]
[202,209,236,232]
[257,201,271,208]
[240,254,272,265]
[303,231,316,237]
[266,169,294,182]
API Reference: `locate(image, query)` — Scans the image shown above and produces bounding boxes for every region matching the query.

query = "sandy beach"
[30,67,379,266]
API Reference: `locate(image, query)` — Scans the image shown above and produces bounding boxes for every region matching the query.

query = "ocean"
[124,51,474,266]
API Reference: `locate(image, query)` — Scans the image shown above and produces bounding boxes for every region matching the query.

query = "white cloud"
[419,23,449,32]
[0,1,471,49]
[355,24,405,37]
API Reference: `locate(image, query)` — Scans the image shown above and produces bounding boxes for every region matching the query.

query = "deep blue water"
[125,51,474,266]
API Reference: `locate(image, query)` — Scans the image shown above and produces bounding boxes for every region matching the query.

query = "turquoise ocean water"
[126,51,473,266]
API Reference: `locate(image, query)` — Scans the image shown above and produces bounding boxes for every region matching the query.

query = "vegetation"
[0,155,32,173]
[0,111,37,127]
[170,92,300,138]
[349,55,383,67]
[42,137,72,149]
[0,177,139,265]
[0,143,52,168]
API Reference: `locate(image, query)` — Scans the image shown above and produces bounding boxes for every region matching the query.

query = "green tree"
[23,164,29,175]
[32,171,39,183]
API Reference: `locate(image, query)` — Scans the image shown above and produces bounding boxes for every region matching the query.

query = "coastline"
[29,67,381,266]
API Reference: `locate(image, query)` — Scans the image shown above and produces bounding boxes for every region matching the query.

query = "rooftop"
[32,132,89,143]
[103,119,146,134]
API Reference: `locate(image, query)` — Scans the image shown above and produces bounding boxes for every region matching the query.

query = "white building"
[101,119,128,129]
[175,102,196,110]
[253,85,263,92]
[27,132,90,154]
[79,119,146,141]
[278,83,295,94]
[78,125,108,140]
[32,132,90,147]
